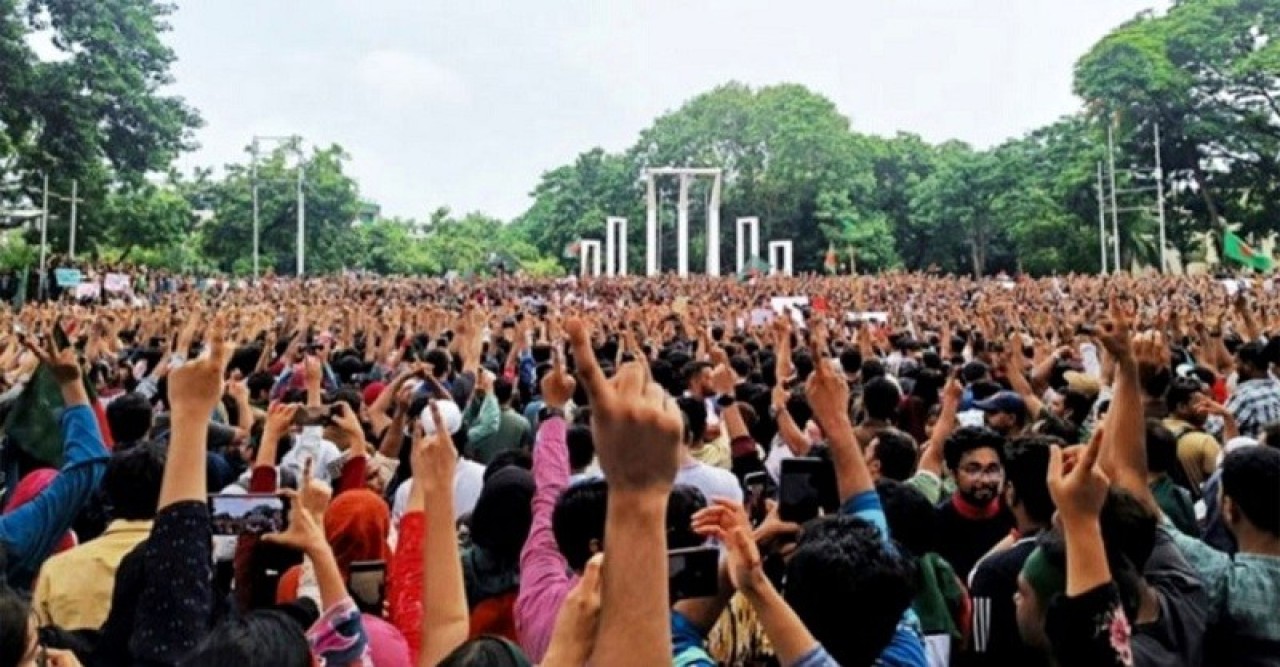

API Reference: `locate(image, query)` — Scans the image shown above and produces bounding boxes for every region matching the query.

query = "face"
[986,411,1017,434]
[1049,394,1067,419]
[866,438,883,481]
[1014,574,1048,650]
[955,448,1004,504]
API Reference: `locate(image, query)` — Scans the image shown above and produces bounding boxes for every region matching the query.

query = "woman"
[0,589,81,667]
[461,466,534,640]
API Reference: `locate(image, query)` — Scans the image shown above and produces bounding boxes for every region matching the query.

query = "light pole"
[250,135,305,279]
[1154,123,1168,273]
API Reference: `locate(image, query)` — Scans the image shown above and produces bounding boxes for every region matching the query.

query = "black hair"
[1002,436,1056,524]
[943,426,1006,472]
[863,377,901,422]
[1144,419,1179,475]
[1060,389,1096,426]
[792,351,815,382]
[185,611,311,667]
[1265,421,1280,449]
[106,392,153,444]
[483,449,533,482]
[0,589,31,667]
[1222,446,1280,536]
[839,348,863,375]
[327,387,362,415]
[470,467,535,562]
[784,515,917,667]
[246,371,275,400]
[676,396,707,446]
[969,380,1002,402]
[1099,488,1158,590]
[425,348,452,378]
[437,636,531,666]
[1031,414,1079,443]
[667,484,709,550]
[567,424,595,472]
[103,441,166,521]
[876,479,936,556]
[872,429,918,482]
[861,358,885,382]
[729,355,754,380]
[552,479,608,572]
[1165,376,1203,413]
[494,376,515,405]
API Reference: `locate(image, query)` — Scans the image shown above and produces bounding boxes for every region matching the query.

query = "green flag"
[1223,231,1275,272]
[3,324,103,467]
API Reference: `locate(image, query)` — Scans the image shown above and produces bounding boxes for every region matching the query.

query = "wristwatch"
[716,394,736,409]
[539,406,566,422]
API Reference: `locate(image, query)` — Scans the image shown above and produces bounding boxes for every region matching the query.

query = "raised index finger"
[565,317,610,403]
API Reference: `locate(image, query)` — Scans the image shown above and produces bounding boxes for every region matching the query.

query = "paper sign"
[74,283,101,300]
[672,296,690,316]
[846,311,889,324]
[103,273,130,293]
[54,268,82,287]
[750,308,775,326]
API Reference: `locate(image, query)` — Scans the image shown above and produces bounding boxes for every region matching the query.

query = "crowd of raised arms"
[0,271,1277,667]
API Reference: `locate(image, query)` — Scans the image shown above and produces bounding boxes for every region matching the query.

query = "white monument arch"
[579,239,602,277]
[736,217,761,274]
[605,217,627,276]
[769,240,794,276]
[644,167,723,277]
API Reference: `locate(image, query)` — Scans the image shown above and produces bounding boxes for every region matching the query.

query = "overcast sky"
[164,0,1164,221]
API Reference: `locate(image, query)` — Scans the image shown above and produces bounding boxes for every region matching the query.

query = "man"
[935,426,1014,579]
[1146,420,1199,536]
[968,436,1055,667]
[1226,340,1280,438]
[1163,376,1229,495]
[1166,445,1280,666]
[466,377,532,465]
[674,397,743,503]
[33,442,164,629]
[855,376,902,448]
[972,391,1029,438]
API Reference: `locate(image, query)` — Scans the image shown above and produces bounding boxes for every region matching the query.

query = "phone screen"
[348,560,387,615]
[743,471,769,526]
[779,458,838,524]
[668,546,720,601]
[209,494,289,536]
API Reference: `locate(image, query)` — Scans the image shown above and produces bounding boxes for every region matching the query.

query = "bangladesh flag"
[2,324,113,468]
[823,244,837,274]
[1224,231,1275,272]
[563,241,581,259]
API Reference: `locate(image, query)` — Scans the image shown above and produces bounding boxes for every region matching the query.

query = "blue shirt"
[0,404,110,589]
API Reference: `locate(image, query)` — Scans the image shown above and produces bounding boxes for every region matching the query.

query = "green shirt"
[468,407,533,465]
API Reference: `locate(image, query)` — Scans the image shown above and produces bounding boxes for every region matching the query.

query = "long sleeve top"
[0,404,110,589]
[306,596,374,666]
[130,500,213,666]
[514,416,576,663]
[389,510,426,658]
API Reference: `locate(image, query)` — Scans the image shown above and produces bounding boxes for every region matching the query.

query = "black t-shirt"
[968,535,1049,667]
[934,495,1015,582]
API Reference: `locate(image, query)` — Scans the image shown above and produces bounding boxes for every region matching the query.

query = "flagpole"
[1107,125,1122,272]
[1096,161,1108,274]
[1154,122,1169,274]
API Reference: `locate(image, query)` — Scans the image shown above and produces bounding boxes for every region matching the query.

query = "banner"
[75,283,101,300]
[103,273,130,293]
[54,268,82,287]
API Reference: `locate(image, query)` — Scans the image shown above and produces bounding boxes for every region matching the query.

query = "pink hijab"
[5,469,78,554]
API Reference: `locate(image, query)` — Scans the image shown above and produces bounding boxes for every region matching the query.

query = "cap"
[1236,340,1269,369]
[973,391,1027,416]
[419,399,463,436]
[361,381,387,406]
[1062,371,1101,399]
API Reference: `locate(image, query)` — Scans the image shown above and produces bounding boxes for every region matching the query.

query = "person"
[1162,376,1228,495]
[1226,340,1280,439]
[1164,445,1280,666]
[0,589,84,667]
[461,466,535,641]
[31,442,164,630]
[0,336,111,592]
[935,426,1014,579]
[967,435,1056,667]
[465,377,532,465]
[674,397,743,504]
[1144,421,1199,537]
[972,391,1028,438]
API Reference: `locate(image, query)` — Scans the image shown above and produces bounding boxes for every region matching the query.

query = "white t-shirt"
[391,458,486,526]
[675,460,743,504]
[281,427,343,484]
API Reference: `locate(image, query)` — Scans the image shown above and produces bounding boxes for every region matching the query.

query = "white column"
[606,217,627,276]
[736,217,759,273]
[706,172,721,276]
[646,174,658,276]
[605,219,616,277]
[676,173,690,276]
[618,218,627,275]
[769,241,793,276]
[580,240,602,277]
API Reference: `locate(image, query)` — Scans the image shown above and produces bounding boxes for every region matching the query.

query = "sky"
[162,0,1166,222]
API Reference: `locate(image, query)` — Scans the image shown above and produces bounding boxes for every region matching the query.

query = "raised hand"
[24,325,80,386]
[543,554,605,666]
[540,345,576,410]
[1097,297,1135,361]
[566,316,682,495]
[804,349,851,431]
[692,498,765,593]
[168,314,231,418]
[412,401,457,497]
[1048,425,1110,524]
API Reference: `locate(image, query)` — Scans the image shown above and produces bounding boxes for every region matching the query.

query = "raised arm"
[416,403,469,667]
[805,346,871,503]
[1094,300,1157,511]
[568,317,683,667]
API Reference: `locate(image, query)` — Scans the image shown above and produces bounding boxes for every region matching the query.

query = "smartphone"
[293,405,334,426]
[668,546,720,601]
[209,493,289,536]
[779,458,838,524]
[348,560,387,615]
[743,471,769,526]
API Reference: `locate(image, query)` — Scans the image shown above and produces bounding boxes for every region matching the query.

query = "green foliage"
[0,234,37,270]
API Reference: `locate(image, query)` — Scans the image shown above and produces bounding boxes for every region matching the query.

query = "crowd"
[0,271,1276,667]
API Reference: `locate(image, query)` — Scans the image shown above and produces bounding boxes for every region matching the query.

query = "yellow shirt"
[33,520,153,630]
[1163,418,1221,491]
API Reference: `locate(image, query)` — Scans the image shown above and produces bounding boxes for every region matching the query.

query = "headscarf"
[363,614,411,667]
[468,467,534,562]
[4,469,77,554]
[324,489,392,580]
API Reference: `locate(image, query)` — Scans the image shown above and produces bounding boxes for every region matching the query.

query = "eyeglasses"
[959,464,1003,478]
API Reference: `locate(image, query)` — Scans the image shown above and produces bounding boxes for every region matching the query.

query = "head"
[863,377,901,422]
[103,441,166,521]
[185,611,311,667]
[1144,419,1179,477]
[839,348,863,378]
[436,636,532,667]
[676,396,708,447]
[566,425,595,474]
[667,484,709,550]
[866,429,918,482]
[493,376,515,407]
[1014,544,1062,651]
[1235,341,1271,381]
[1220,446,1280,541]
[0,590,37,667]
[552,479,608,572]
[324,490,391,578]
[1002,436,1056,528]
[469,467,536,563]
[876,479,937,556]
[974,391,1028,436]
[683,361,714,398]
[943,426,1006,505]
[1166,376,1208,426]
[425,348,453,379]
[784,515,918,666]
[106,392,154,445]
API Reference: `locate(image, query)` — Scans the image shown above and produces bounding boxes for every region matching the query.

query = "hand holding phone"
[668,546,720,601]
[209,493,290,536]
[348,560,387,615]
[778,457,838,524]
